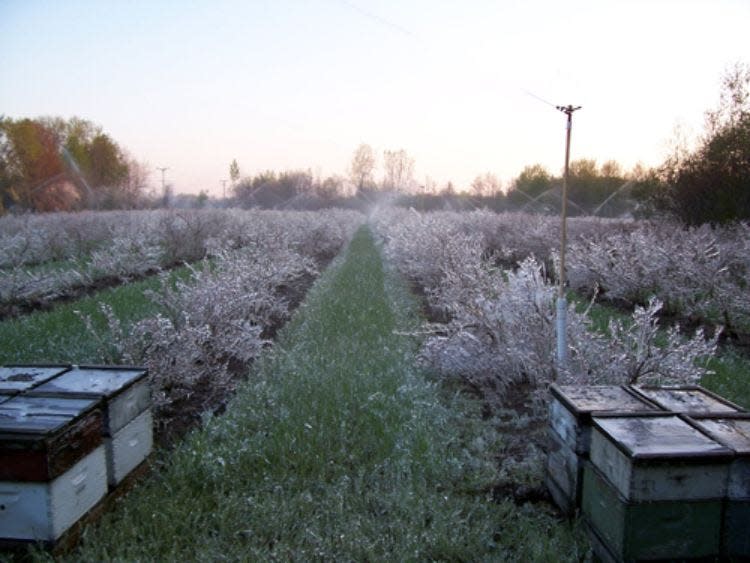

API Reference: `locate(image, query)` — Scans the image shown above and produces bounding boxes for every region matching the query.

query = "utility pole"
[221,179,227,199]
[555,104,581,370]
[157,167,169,193]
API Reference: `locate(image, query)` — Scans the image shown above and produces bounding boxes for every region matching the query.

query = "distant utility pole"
[157,167,169,193]
[555,104,582,369]
[221,179,228,199]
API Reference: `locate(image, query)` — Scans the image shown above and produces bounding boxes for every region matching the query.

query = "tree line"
[0,116,149,213]
[4,64,746,225]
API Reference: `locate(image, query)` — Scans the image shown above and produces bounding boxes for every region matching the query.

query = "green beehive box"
[690,414,750,558]
[582,462,724,561]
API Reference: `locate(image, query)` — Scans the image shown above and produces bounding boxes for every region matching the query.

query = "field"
[1,208,749,559]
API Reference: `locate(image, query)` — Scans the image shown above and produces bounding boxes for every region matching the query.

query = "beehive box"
[0,396,107,542]
[583,414,732,561]
[0,396,103,482]
[28,365,151,487]
[690,414,750,558]
[631,385,745,415]
[546,385,660,514]
[0,365,70,397]
[582,461,724,562]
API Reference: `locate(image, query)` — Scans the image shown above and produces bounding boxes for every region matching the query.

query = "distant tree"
[0,115,135,212]
[229,159,240,187]
[657,63,750,224]
[507,164,553,206]
[470,172,502,197]
[350,144,376,191]
[382,149,415,192]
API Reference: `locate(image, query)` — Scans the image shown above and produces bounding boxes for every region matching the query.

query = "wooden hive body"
[690,414,750,558]
[28,365,152,489]
[546,385,659,514]
[0,396,103,482]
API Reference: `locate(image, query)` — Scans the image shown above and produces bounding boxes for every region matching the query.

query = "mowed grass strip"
[0,266,194,364]
[48,226,585,561]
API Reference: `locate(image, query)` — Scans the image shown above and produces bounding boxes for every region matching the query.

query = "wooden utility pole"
[555,104,581,369]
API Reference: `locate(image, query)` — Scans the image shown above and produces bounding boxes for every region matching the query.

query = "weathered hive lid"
[550,384,661,419]
[690,415,750,455]
[632,385,744,415]
[0,395,101,437]
[0,395,103,481]
[592,414,733,461]
[30,365,147,399]
[0,365,70,394]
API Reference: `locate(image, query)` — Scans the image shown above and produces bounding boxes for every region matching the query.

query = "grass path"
[38,226,586,561]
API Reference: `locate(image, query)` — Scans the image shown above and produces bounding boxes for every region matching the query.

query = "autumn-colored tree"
[0,116,137,212]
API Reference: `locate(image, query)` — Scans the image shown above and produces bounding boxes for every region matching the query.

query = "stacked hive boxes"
[548,384,748,562]
[546,385,660,515]
[0,365,151,543]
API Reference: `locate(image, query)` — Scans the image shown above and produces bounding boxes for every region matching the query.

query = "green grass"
[38,226,587,561]
[0,266,194,365]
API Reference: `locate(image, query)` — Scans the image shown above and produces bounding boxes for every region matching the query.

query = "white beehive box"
[546,385,660,514]
[28,365,152,488]
[30,365,150,436]
[0,446,107,542]
[632,385,744,416]
[105,409,153,487]
[589,414,732,502]
[0,395,107,542]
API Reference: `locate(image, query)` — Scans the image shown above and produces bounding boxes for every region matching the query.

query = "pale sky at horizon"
[1,0,748,196]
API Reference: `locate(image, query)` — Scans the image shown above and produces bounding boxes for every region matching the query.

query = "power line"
[335,0,421,41]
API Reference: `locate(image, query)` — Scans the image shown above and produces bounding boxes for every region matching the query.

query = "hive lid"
[550,384,660,417]
[0,365,70,393]
[632,385,743,414]
[30,365,147,399]
[592,414,733,460]
[691,415,750,455]
[0,395,101,437]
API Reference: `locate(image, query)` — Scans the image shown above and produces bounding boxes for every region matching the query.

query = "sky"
[1,0,748,196]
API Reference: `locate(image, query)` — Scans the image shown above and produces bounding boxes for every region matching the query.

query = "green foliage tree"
[658,63,750,224]
[0,116,136,212]
[507,164,553,206]
[229,159,240,186]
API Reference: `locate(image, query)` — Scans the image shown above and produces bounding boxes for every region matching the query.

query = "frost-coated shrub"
[81,243,318,421]
[73,209,362,424]
[0,208,363,313]
[566,221,750,328]
[373,208,720,418]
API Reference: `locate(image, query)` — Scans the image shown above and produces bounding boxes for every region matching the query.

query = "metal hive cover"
[551,384,659,415]
[693,417,750,455]
[32,366,147,398]
[634,386,741,414]
[593,415,732,460]
[0,395,101,436]
[0,365,69,393]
